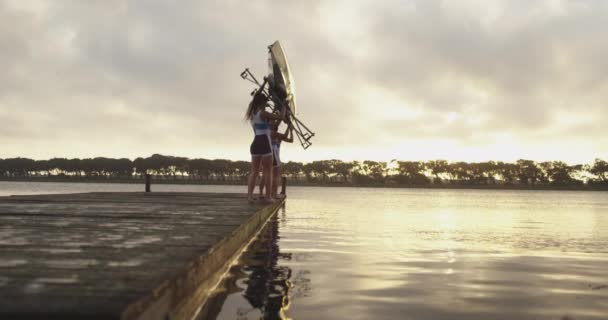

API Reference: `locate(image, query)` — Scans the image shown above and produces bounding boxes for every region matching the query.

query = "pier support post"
[145,174,151,193]
[281,176,287,195]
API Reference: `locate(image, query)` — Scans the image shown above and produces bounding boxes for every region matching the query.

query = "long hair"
[245,91,268,120]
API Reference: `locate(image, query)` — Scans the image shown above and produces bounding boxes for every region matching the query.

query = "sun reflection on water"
[202,187,608,320]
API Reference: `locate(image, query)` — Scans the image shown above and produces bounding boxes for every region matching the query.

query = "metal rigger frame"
[240,68,315,150]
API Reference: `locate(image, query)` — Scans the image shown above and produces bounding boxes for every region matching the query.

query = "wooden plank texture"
[0,192,284,319]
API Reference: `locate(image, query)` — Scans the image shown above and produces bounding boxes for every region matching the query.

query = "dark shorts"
[250,135,272,156]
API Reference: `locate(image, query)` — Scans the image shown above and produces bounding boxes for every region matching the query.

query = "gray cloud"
[0,0,607,162]
[363,1,608,132]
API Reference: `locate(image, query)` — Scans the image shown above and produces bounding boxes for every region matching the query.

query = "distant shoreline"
[1,177,607,192]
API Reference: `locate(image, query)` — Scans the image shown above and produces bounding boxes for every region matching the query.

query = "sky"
[1,0,607,164]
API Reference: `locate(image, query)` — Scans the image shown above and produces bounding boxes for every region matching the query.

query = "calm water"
[1,182,607,319]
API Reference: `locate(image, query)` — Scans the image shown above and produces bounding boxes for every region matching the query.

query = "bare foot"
[247,196,255,204]
[263,197,275,204]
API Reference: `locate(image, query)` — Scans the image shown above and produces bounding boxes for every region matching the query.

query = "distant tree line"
[1,154,607,188]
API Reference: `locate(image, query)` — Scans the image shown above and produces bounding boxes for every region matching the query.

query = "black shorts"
[250,135,272,156]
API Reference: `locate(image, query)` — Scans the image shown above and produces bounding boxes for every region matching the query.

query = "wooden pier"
[0,192,284,319]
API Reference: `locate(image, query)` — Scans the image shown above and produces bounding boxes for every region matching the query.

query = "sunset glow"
[1,0,606,165]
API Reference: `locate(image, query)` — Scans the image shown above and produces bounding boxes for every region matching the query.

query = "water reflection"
[198,207,300,320]
[202,188,608,320]
[2,182,607,319]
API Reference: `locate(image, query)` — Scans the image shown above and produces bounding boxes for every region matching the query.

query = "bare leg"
[261,155,274,202]
[247,156,262,202]
[272,166,281,198]
[259,174,265,197]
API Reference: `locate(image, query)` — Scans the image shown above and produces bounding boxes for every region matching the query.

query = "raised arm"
[272,123,293,143]
[282,123,294,143]
[261,103,287,122]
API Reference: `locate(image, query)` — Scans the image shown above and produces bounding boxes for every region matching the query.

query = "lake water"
[1,182,607,319]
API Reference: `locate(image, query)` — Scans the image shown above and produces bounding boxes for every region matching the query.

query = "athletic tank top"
[251,111,271,137]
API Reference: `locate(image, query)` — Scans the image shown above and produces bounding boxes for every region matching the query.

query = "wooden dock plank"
[0,192,284,319]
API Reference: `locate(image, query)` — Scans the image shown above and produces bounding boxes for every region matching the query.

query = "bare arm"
[281,123,294,143]
[260,104,287,122]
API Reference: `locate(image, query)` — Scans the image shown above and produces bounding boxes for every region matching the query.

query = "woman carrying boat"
[259,120,293,198]
[246,92,286,203]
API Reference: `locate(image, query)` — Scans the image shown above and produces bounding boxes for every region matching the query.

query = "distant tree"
[46,158,65,176]
[302,162,315,182]
[133,157,148,176]
[309,161,332,182]
[144,154,166,176]
[363,161,387,183]
[333,161,354,183]
[426,160,449,183]
[469,161,498,184]
[589,159,608,184]
[32,160,49,176]
[395,161,429,185]
[541,161,582,186]
[449,162,472,184]
[112,158,133,177]
[516,159,544,185]
[570,164,586,184]
[68,158,83,177]
[1,155,606,189]
[189,158,213,180]
[171,157,189,177]
[0,159,6,177]
[282,161,303,181]
[496,161,518,184]
[210,159,231,181]
[232,161,250,181]
[2,158,36,177]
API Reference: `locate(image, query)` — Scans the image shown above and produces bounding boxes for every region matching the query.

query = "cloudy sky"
[1,0,607,164]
